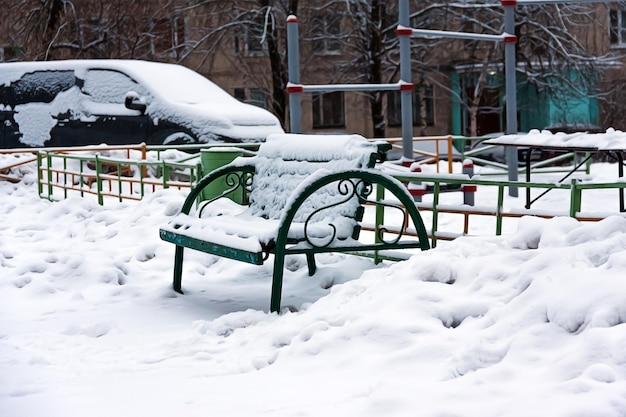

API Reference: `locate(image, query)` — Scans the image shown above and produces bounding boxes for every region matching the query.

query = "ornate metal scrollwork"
[370,201,407,245]
[303,178,373,248]
[198,171,254,217]
[301,177,411,248]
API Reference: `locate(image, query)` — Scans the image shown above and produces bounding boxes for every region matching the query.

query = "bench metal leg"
[173,245,185,294]
[306,253,316,276]
[270,250,286,313]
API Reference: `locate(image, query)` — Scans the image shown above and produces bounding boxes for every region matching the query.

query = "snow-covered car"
[0,59,284,148]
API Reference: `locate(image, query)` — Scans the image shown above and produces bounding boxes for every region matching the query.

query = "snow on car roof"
[0,60,283,144]
[0,59,237,105]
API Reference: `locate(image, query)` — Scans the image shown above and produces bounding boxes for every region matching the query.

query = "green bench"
[159,134,430,312]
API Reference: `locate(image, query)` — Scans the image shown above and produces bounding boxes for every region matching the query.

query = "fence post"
[62,155,68,200]
[496,184,504,235]
[79,159,85,197]
[408,163,425,202]
[36,152,43,198]
[116,161,124,203]
[95,155,104,205]
[375,183,385,264]
[462,159,476,206]
[569,178,581,218]
[46,152,53,200]
[431,182,440,248]
[162,162,169,189]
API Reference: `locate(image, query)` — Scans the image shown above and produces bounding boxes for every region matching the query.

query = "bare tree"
[177,1,297,126]
[4,0,624,135]
[404,1,624,136]
[6,0,185,61]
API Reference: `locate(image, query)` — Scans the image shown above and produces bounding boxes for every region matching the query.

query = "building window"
[234,14,266,56]
[311,13,342,55]
[312,92,345,128]
[610,9,626,47]
[234,87,269,109]
[387,85,435,127]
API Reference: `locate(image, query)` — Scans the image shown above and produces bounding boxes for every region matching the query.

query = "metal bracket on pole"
[503,0,519,197]
[286,15,302,134]
[398,0,413,163]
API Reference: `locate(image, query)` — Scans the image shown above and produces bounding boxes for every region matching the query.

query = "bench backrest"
[247,134,383,222]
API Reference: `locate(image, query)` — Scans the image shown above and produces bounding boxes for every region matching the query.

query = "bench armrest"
[180,162,255,215]
[275,168,430,250]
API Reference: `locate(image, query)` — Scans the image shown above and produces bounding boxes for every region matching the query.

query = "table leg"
[525,148,533,209]
[618,152,624,212]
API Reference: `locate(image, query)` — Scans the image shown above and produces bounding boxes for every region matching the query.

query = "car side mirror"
[125,91,147,113]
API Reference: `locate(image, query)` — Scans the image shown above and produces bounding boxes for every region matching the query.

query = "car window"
[82,69,149,104]
[9,70,75,105]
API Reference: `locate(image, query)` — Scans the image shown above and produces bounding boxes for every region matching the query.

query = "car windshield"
[133,64,238,105]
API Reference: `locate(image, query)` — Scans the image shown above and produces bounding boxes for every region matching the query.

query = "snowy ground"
[1,157,626,417]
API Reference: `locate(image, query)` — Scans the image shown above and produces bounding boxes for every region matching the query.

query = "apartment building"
[1,1,625,139]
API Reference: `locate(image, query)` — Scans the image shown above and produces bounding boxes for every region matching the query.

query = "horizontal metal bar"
[301,83,405,93]
[408,27,514,42]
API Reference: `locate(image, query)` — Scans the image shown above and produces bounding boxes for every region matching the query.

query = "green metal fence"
[30,141,626,247]
[37,151,201,204]
[376,172,626,248]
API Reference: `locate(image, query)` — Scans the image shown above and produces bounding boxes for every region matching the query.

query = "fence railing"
[13,140,625,248]
[372,172,626,248]
[33,143,263,204]
[37,151,203,204]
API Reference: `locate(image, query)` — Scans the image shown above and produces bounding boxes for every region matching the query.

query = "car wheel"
[162,132,196,146]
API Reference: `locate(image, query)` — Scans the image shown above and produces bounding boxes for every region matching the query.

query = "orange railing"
[384,135,457,173]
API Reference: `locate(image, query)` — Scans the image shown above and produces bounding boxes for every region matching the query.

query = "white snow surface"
[2,156,626,416]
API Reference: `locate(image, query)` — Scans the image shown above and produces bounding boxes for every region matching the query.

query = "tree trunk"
[469,104,478,137]
[258,0,291,127]
[369,0,385,138]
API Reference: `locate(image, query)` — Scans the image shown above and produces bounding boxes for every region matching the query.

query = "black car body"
[0,60,284,148]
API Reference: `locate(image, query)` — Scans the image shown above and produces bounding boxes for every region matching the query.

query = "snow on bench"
[159,133,430,312]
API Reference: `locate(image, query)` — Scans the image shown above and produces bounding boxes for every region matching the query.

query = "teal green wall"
[450,69,599,134]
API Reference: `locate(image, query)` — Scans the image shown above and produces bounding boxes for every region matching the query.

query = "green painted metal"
[161,157,430,313]
[199,148,244,203]
[570,179,582,217]
[116,162,123,203]
[166,165,262,294]
[390,171,626,237]
[160,229,264,265]
[79,159,86,198]
[269,169,430,313]
[95,156,104,205]
[431,182,440,248]
[496,184,504,236]
[36,149,203,204]
[62,156,68,200]
[36,152,43,197]
[46,152,53,201]
[374,183,385,264]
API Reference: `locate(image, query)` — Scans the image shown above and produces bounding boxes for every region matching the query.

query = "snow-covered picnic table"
[484,128,626,151]
[484,129,626,210]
